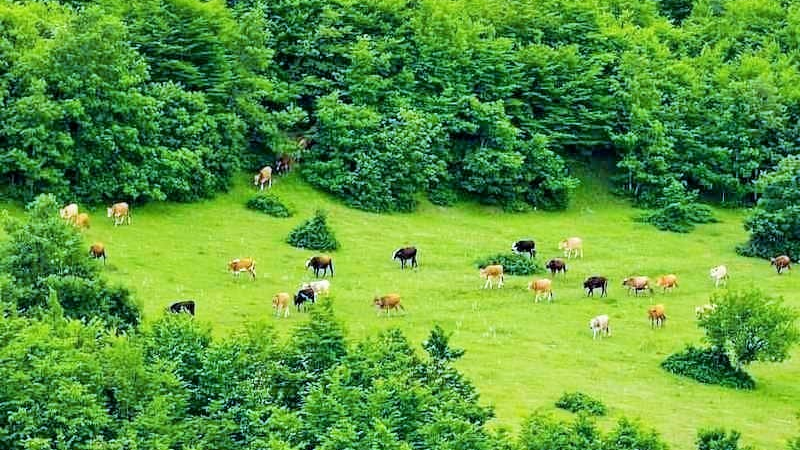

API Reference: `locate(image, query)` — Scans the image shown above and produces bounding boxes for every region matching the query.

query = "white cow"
[589,314,610,339]
[302,279,331,296]
[559,237,583,259]
[709,265,729,287]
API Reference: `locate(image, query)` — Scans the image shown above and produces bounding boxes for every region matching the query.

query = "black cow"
[306,255,334,278]
[294,287,316,311]
[393,246,418,269]
[583,276,608,297]
[511,240,536,258]
[545,258,567,276]
[168,300,196,316]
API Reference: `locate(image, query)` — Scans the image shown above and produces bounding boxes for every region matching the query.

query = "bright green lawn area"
[2,172,799,449]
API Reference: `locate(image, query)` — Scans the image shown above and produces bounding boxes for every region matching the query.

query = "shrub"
[555,392,607,416]
[696,429,753,450]
[637,181,716,233]
[287,210,339,251]
[475,252,541,276]
[661,346,755,390]
[246,192,293,217]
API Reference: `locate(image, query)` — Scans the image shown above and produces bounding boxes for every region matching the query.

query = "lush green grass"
[2,173,799,450]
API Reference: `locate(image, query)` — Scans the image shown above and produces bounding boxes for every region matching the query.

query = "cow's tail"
[329,259,334,276]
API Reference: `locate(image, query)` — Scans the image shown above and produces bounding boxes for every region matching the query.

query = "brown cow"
[374,293,405,317]
[60,203,79,223]
[75,213,90,230]
[275,153,294,175]
[229,258,256,280]
[771,255,791,274]
[622,276,652,296]
[89,242,106,264]
[480,265,504,289]
[107,202,131,226]
[528,278,553,303]
[254,166,272,190]
[306,255,334,278]
[656,274,679,292]
[272,292,291,318]
[545,258,567,276]
[648,304,667,328]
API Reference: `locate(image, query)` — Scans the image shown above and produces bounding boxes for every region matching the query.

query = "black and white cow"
[168,300,196,316]
[294,287,316,311]
[511,240,536,258]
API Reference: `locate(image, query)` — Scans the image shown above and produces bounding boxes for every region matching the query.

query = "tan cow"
[648,304,667,328]
[771,255,791,274]
[107,202,131,226]
[622,276,652,296]
[528,278,553,303]
[229,258,256,280]
[695,303,717,319]
[656,274,679,292]
[254,166,272,190]
[374,293,404,317]
[559,237,583,259]
[89,242,106,264]
[272,292,291,318]
[75,213,90,230]
[59,203,79,223]
[479,265,504,289]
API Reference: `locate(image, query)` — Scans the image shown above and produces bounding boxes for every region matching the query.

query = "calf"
[528,278,553,303]
[75,213,90,230]
[229,258,256,280]
[272,292,291,318]
[622,276,652,296]
[559,237,583,259]
[374,293,405,317]
[479,264,504,289]
[511,240,536,258]
[107,202,131,226]
[306,255,334,277]
[294,287,316,311]
[393,247,418,269]
[302,279,331,297]
[168,300,196,316]
[709,265,729,287]
[583,276,608,297]
[545,258,567,276]
[254,166,272,190]
[656,274,679,292]
[589,315,610,339]
[89,242,106,264]
[771,255,791,274]
[60,203,79,223]
[648,304,667,328]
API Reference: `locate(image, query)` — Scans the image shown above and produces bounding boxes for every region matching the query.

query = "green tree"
[286,209,340,250]
[696,429,753,450]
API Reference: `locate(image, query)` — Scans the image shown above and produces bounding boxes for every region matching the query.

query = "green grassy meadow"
[3,173,799,449]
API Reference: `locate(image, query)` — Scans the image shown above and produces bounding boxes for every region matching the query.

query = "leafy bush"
[696,429,753,450]
[287,210,339,250]
[518,414,668,450]
[661,346,755,390]
[246,192,293,217]
[638,181,717,233]
[555,392,607,416]
[475,252,541,276]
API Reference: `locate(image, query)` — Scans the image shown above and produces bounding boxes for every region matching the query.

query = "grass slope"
[2,173,799,449]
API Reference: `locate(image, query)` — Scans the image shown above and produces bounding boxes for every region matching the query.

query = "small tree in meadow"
[286,209,339,250]
[696,429,753,450]
[699,289,799,369]
[638,180,716,233]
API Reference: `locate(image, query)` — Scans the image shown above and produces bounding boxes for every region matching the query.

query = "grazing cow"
[75,213,90,230]
[306,255,334,278]
[294,287,316,311]
[545,258,567,276]
[622,276,652,296]
[648,304,667,328]
[374,293,405,317]
[528,278,553,303]
[559,237,583,259]
[229,258,256,280]
[107,202,131,226]
[168,300,196,316]
[771,255,792,274]
[710,265,729,287]
[656,274,679,292]
[254,166,272,190]
[272,292,291,318]
[479,264,504,289]
[302,279,331,297]
[89,242,106,264]
[275,153,294,175]
[60,203,79,223]
[695,303,717,319]
[583,276,608,297]
[511,240,536,258]
[392,247,418,269]
[589,315,610,339]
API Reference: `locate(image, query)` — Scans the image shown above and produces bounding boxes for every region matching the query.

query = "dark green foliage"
[475,252,541,276]
[555,392,607,416]
[518,415,668,450]
[739,156,800,260]
[605,418,669,450]
[638,181,717,233]
[696,429,753,450]
[661,345,755,390]
[246,192,293,217]
[0,195,140,332]
[423,325,466,364]
[658,0,694,24]
[287,209,339,250]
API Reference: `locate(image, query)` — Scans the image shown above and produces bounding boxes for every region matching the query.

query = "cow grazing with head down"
[306,255,334,278]
[374,293,404,317]
[771,255,791,274]
[229,258,256,280]
[275,154,294,175]
[622,276,652,296]
[107,202,131,226]
[710,265,729,287]
[302,280,331,297]
[648,304,667,328]
[294,287,316,311]
[60,203,79,223]
[75,213,90,230]
[545,259,567,276]
[479,265,504,289]
[168,300,196,316]
[272,292,291,318]
[511,240,536,258]
[254,166,272,190]
[559,237,583,259]
[89,243,106,264]
[583,276,608,297]
[393,247,418,269]
[528,278,553,303]
[695,303,717,319]
[589,315,610,339]
[656,274,679,292]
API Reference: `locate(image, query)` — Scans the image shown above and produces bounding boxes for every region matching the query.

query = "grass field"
[3,172,799,449]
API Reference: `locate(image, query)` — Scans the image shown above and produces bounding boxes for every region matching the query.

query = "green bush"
[661,346,755,390]
[555,392,607,416]
[287,210,339,251]
[475,252,541,276]
[637,181,717,233]
[246,192,293,217]
[696,429,753,450]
